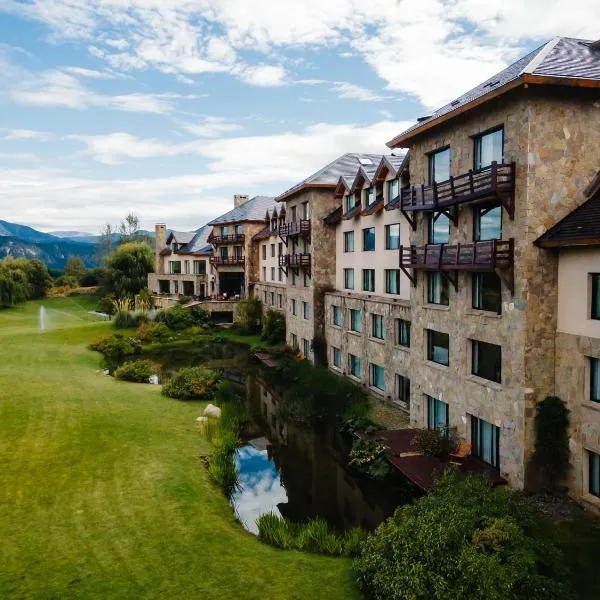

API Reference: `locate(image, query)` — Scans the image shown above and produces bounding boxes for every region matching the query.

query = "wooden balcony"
[209,255,245,266]
[208,233,245,244]
[400,162,515,217]
[279,253,311,274]
[279,220,311,239]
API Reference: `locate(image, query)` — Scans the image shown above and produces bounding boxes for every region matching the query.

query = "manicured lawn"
[0,298,359,600]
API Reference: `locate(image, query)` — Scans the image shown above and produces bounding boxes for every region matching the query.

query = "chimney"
[234,194,250,208]
[155,223,167,273]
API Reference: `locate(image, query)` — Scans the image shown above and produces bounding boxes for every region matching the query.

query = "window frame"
[396,319,410,347]
[472,272,502,314]
[349,308,361,333]
[332,347,342,368]
[371,314,384,339]
[473,204,503,241]
[343,268,355,290]
[427,329,450,366]
[362,269,375,293]
[592,274,600,320]
[385,223,400,250]
[472,340,502,384]
[471,415,500,469]
[427,396,449,432]
[427,271,449,305]
[362,227,376,252]
[473,127,504,171]
[385,269,400,295]
[349,354,361,378]
[332,305,342,327]
[428,147,451,184]
[428,212,450,244]
[394,374,410,407]
[589,450,600,497]
[591,357,600,403]
[370,363,385,391]
[343,231,355,253]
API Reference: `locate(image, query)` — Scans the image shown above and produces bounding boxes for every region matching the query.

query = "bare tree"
[118,212,140,242]
[96,223,115,262]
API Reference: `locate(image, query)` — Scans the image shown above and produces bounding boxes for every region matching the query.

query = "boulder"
[203,403,221,418]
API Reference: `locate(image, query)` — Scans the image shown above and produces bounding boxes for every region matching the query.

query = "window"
[193,260,205,275]
[184,260,190,274]
[474,205,502,241]
[303,272,311,287]
[173,280,179,294]
[278,242,283,255]
[428,213,450,244]
[427,330,449,366]
[388,178,400,202]
[344,194,355,214]
[350,308,361,333]
[396,319,410,347]
[291,269,298,285]
[363,227,376,251]
[302,301,311,320]
[278,268,283,282]
[427,272,449,305]
[271,267,275,280]
[427,396,449,432]
[349,354,361,378]
[332,305,342,327]
[302,338,310,358]
[385,224,400,250]
[372,314,384,339]
[290,333,298,350]
[262,266,267,280]
[302,238,310,254]
[472,340,502,383]
[222,226,228,235]
[364,186,376,208]
[291,206,297,222]
[589,451,600,497]
[332,347,342,368]
[168,261,181,274]
[429,147,450,183]
[343,231,355,252]
[271,244,275,257]
[385,269,400,295]
[233,246,243,259]
[344,268,354,290]
[591,358,600,403]
[474,128,504,171]
[302,201,310,220]
[278,294,283,308]
[262,245,266,260]
[472,272,502,313]
[220,246,228,258]
[471,416,500,469]
[291,299,297,316]
[395,374,410,407]
[370,364,385,390]
[270,292,275,306]
[264,291,268,303]
[235,224,244,235]
[592,274,600,320]
[362,269,375,292]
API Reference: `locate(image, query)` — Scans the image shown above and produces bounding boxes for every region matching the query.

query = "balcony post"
[491,161,498,191]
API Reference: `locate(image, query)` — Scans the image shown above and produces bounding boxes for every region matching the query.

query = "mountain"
[0,220,60,244]
[50,230,156,244]
[0,236,98,269]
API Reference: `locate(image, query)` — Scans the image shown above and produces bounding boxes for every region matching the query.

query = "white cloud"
[330,81,391,102]
[0,152,40,161]
[181,117,243,138]
[1,129,55,141]
[62,66,117,79]
[235,63,287,87]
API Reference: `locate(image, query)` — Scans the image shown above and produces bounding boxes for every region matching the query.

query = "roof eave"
[536,237,600,249]
[276,183,336,202]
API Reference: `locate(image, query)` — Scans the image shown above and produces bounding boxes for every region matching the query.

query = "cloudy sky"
[0,1,598,233]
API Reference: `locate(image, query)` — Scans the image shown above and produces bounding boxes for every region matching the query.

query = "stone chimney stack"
[233,194,250,208]
[155,223,167,274]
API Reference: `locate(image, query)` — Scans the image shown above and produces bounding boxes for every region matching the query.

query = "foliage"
[89,333,141,374]
[115,359,156,383]
[354,471,575,600]
[257,513,367,557]
[97,293,116,315]
[136,287,153,312]
[340,416,380,436]
[311,335,328,366]
[411,426,457,458]
[531,396,571,491]
[64,256,87,285]
[261,309,286,344]
[162,366,219,400]
[80,267,108,288]
[13,258,52,299]
[178,295,192,305]
[136,321,171,343]
[235,297,262,333]
[348,439,391,480]
[113,310,147,329]
[53,274,79,288]
[104,241,154,298]
[0,257,52,306]
[155,305,195,330]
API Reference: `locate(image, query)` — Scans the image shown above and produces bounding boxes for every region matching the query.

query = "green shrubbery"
[354,471,574,600]
[115,359,156,383]
[155,305,194,330]
[261,309,285,344]
[235,297,262,333]
[256,513,366,557]
[348,439,391,480]
[162,366,219,400]
[136,321,171,343]
[90,334,141,374]
[411,426,457,458]
[0,257,52,307]
[113,310,147,329]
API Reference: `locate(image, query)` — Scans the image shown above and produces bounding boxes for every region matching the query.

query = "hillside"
[0,236,98,269]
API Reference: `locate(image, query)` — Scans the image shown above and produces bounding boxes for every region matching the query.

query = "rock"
[203,403,221,418]
[102,369,110,376]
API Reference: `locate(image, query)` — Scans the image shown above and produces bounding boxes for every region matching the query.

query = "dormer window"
[364,187,375,208]
[388,178,400,202]
[344,194,355,213]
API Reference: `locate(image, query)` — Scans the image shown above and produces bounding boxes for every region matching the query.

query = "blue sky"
[0,0,598,233]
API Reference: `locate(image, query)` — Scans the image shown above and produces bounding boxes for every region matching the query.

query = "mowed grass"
[0,298,359,600]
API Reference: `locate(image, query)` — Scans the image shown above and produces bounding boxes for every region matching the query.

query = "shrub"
[411,426,457,458]
[348,439,391,480]
[115,359,156,383]
[136,321,171,343]
[235,297,262,333]
[189,305,212,326]
[155,305,195,330]
[178,295,191,305]
[310,335,327,366]
[136,287,153,312]
[113,309,146,329]
[53,274,79,289]
[162,366,219,400]
[354,471,575,600]
[261,309,286,344]
[89,333,141,374]
[97,294,116,315]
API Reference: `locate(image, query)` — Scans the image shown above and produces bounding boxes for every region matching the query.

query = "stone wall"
[254,282,287,312]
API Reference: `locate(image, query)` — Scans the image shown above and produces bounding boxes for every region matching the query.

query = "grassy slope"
[0,298,359,600]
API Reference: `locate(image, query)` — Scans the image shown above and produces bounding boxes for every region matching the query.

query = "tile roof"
[388,37,600,147]
[252,225,275,241]
[161,224,213,256]
[207,195,277,226]
[167,230,195,244]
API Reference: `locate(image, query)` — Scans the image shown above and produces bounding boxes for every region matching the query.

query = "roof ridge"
[521,37,562,74]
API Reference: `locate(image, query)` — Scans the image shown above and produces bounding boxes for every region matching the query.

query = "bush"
[89,333,141,374]
[235,297,262,333]
[348,439,391,480]
[178,295,191,305]
[411,426,457,458]
[155,305,195,330]
[162,366,219,400]
[261,309,286,344]
[53,274,79,288]
[136,321,171,343]
[97,294,116,315]
[113,309,147,329]
[189,305,212,326]
[354,471,575,600]
[115,359,156,383]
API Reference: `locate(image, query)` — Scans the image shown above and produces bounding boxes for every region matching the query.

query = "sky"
[0,1,598,233]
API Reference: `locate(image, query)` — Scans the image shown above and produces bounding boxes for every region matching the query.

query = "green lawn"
[0,298,359,600]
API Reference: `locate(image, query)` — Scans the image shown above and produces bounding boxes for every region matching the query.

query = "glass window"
[332,347,342,368]
[472,340,502,383]
[222,226,228,235]
[385,269,400,295]
[388,178,400,202]
[302,338,310,358]
[290,334,298,350]
[262,245,266,260]
[271,267,275,280]
[362,269,375,292]
[474,128,504,170]
[592,274,600,320]
[270,292,275,305]
[474,205,503,241]
[235,224,244,235]
[291,206,297,222]
[397,319,410,347]
[169,261,182,274]
[427,396,449,432]
[271,244,275,257]
[262,267,266,280]
[471,416,500,469]
[589,451,600,497]
[372,314,384,339]
[344,268,354,290]
[193,260,206,275]
[429,147,450,184]
[472,272,502,314]
[591,358,600,403]
[365,187,376,208]
[302,201,310,220]
[349,354,361,378]
[184,260,190,274]
[291,299,297,316]
[220,246,228,258]
[428,330,449,366]
[370,364,385,390]
[332,305,342,327]
[278,268,283,282]
[278,294,282,308]
[385,224,400,250]
[173,280,179,294]
[302,302,311,320]
[427,272,449,305]
[344,194,354,214]
[350,309,361,333]
[291,269,298,285]
[428,212,450,244]
[395,374,410,407]
[343,231,355,252]
[363,227,376,251]
[303,272,311,287]
[278,242,283,255]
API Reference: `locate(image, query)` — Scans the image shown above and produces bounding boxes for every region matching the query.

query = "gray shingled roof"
[276,153,385,201]
[389,37,600,146]
[168,231,195,244]
[162,224,213,256]
[207,195,276,226]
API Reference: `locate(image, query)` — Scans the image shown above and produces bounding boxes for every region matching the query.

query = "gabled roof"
[167,230,195,245]
[535,171,600,248]
[388,37,600,147]
[207,195,277,226]
[334,176,352,198]
[161,224,213,256]
[373,152,409,183]
[276,153,384,201]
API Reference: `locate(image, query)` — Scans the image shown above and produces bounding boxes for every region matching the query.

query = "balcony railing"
[208,233,245,244]
[400,162,515,215]
[279,220,311,238]
[279,253,311,268]
[210,255,245,266]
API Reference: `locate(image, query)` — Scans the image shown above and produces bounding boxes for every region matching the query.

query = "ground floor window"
[332,347,342,368]
[427,396,448,432]
[290,333,298,350]
[370,363,385,390]
[395,374,410,408]
[471,415,500,469]
[590,450,600,497]
[158,280,170,294]
[349,354,361,378]
[302,338,310,358]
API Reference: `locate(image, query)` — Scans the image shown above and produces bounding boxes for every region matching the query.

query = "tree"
[64,256,87,285]
[96,223,115,263]
[0,259,30,307]
[118,212,141,243]
[104,241,154,299]
[23,259,53,299]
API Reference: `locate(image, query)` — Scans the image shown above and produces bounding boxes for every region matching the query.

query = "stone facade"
[254,229,287,312]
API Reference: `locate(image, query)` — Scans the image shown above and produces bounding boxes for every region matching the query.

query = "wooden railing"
[209,255,245,266]
[400,162,515,212]
[279,220,311,238]
[400,239,514,271]
[208,233,245,244]
[279,253,311,268]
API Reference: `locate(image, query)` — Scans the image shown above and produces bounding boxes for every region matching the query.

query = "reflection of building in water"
[245,375,407,530]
